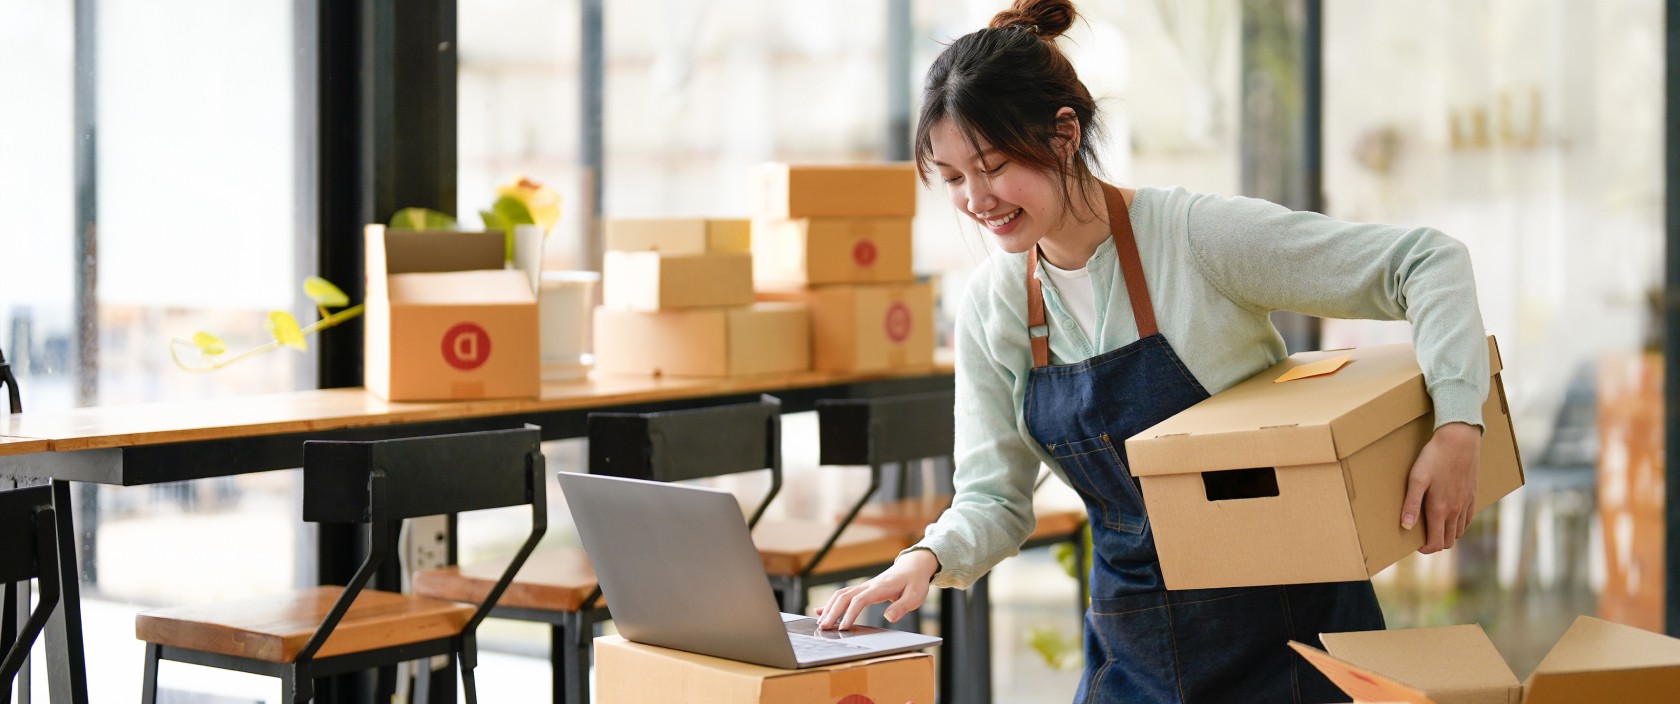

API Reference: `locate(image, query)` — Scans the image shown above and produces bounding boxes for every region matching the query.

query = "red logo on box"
[834,696,875,704]
[852,240,878,267]
[884,301,912,343]
[441,322,492,370]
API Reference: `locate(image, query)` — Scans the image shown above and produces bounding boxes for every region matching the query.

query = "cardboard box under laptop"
[1124,336,1523,590]
[594,635,934,704]
[758,282,935,373]
[593,303,810,378]
[601,250,754,312]
[1290,615,1680,704]
[606,217,751,254]
[751,163,919,219]
[752,217,915,287]
[363,225,539,401]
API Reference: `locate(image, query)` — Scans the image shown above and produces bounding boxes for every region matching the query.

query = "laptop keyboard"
[788,633,873,659]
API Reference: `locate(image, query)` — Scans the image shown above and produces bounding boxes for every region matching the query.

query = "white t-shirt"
[1039,256,1097,343]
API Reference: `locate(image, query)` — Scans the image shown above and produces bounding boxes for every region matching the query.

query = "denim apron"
[1023,183,1384,703]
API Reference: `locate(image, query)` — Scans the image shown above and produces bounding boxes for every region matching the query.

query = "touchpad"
[785,618,887,639]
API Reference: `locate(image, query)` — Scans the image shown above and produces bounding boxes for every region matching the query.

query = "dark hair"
[913,0,1102,220]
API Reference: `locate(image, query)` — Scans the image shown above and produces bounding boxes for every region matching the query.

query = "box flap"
[1315,625,1519,703]
[388,270,535,305]
[377,229,505,274]
[1290,641,1438,703]
[1524,616,1680,703]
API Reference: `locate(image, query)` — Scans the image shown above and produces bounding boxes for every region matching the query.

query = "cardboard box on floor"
[601,250,754,311]
[594,635,934,704]
[1124,336,1523,590]
[1290,615,1680,704]
[752,163,919,219]
[606,217,751,254]
[757,282,934,373]
[363,225,538,401]
[752,217,915,286]
[593,303,810,377]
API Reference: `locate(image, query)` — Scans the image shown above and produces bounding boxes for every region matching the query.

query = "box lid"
[1126,336,1503,477]
[1524,616,1680,703]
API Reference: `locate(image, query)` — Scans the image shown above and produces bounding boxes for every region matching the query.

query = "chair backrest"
[292,426,547,666]
[817,390,955,467]
[0,346,19,414]
[587,395,781,527]
[0,485,60,685]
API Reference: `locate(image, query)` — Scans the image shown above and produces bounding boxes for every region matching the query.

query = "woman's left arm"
[1183,193,1487,553]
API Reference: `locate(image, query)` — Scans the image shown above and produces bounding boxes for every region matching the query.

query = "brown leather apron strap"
[1102,183,1159,339]
[1024,182,1158,368]
[1026,247,1050,368]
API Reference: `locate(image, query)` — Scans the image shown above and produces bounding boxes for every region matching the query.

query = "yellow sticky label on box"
[1275,354,1351,383]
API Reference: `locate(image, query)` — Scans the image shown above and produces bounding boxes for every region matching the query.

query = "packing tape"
[828,664,868,700]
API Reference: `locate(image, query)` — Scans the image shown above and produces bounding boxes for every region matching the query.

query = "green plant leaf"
[302,276,350,308]
[266,311,307,351]
[1026,625,1082,672]
[190,331,226,356]
[389,207,457,231]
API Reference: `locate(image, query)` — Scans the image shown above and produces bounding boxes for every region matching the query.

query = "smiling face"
[929,119,1069,255]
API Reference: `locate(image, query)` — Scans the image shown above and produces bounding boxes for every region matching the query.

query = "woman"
[814,1,1487,702]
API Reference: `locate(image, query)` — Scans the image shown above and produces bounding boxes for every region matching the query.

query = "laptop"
[557,471,942,668]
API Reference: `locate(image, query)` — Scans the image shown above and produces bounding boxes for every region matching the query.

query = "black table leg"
[44,480,88,704]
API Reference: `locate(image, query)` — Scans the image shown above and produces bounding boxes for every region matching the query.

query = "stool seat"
[751,519,910,577]
[847,494,1087,544]
[414,548,603,612]
[135,586,475,663]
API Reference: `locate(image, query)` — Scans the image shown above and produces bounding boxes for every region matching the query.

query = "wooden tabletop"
[0,364,953,454]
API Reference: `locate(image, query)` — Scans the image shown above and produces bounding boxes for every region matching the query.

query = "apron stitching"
[1159,338,1209,394]
[1279,587,1301,704]
[1165,598,1187,704]
[1090,603,1167,617]
[1163,588,1265,607]
[1036,343,1148,376]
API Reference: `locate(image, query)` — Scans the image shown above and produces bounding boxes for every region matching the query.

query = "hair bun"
[987,0,1077,40]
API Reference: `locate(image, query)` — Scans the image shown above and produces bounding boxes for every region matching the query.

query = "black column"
[1240,0,1323,354]
[581,0,605,272]
[886,0,912,161]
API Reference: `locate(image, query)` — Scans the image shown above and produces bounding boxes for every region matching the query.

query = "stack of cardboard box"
[751,163,935,373]
[594,218,811,377]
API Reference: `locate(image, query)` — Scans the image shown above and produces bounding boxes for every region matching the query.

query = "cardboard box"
[752,217,915,286]
[363,226,539,401]
[1123,336,1522,589]
[752,163,918,219]
[606,217,751,254]
[1290,615,1680,703]
[593,303,810,377]
[602,250,754,311]
[758,283,934,373]
[594,635,934,704]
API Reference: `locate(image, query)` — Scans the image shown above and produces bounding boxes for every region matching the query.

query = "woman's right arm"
[817,281,1043,629]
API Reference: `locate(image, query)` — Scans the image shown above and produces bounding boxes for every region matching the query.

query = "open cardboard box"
[363,225,538,401]
[1124,336,1522,589]
[1290,615,1680,703]
[594,634,933,704]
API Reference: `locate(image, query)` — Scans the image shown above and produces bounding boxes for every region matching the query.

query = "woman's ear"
[1052,106,1081,159]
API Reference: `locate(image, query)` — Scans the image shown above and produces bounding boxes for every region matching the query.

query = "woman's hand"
[815,548,940,630]
[1400,421,1482,554]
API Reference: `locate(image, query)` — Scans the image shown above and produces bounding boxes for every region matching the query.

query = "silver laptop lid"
[558,472,799,668]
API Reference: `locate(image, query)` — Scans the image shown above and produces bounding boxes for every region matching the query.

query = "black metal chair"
[135,426,547,704]
[0,484,72,704]
[591,395,910,617]
[818,389,1088,704]
[0,345,19,415]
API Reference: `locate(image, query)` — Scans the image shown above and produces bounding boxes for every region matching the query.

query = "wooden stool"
[817,391,1087,704]
[135,427,547,704]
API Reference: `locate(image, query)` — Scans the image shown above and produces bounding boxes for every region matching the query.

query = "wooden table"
[0,364,954,704]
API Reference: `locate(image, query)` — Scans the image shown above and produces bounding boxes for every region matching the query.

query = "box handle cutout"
[1203,467,1280,501]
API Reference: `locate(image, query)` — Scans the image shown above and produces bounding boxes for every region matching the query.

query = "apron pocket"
[1049,433,1147,534]
[1086,591,1182,704]
[1166,586,1301,704]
